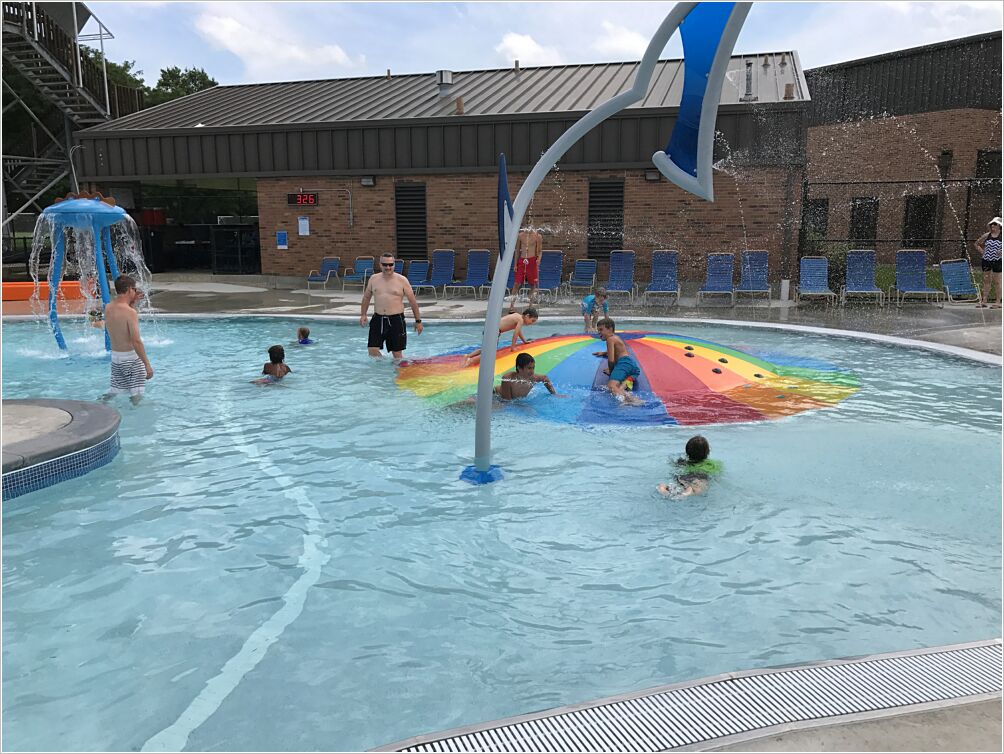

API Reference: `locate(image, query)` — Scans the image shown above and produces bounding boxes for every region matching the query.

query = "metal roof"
[87,52,808,133]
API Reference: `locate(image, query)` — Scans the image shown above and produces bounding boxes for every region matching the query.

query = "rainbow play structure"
[399,332,859,427]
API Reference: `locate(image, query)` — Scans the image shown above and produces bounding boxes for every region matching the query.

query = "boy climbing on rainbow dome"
[593,317,642,405]
[463,307,539,367]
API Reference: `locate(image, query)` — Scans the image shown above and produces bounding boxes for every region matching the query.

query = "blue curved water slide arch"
[465,2,752,483]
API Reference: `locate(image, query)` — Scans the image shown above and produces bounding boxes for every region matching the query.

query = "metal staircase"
[2,1,144,229]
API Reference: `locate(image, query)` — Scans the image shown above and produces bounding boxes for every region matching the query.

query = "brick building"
[801,32,1002,265]
[75,31,1001,284]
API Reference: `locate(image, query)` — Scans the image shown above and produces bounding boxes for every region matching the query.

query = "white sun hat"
[990,217,1003,227]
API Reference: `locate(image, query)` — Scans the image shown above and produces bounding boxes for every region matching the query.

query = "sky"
[89,1,1003,87]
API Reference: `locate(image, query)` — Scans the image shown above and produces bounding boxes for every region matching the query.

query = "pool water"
[2,317,1001,752]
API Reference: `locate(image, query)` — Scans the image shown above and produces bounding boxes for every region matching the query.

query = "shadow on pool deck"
[6,274,1000,356]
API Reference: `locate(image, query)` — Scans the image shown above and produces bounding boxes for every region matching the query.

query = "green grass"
[875,264,943,291]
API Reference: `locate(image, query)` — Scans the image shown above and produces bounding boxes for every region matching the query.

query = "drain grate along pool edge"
[377,639,1002,752]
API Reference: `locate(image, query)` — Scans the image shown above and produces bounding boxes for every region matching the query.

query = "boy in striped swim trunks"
[103,275,153,405]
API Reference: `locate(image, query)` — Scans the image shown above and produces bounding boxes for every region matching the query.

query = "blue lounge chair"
[735,250,771,304]
[939,258,980,304]
[893,249,944,307]
[795,256,836,306]
[643,250,680,306]
[306,257,340,291]
[603,250,636,302]
[407,260,435,298]
[341,256,374,290]
[394,259,404,274]
[536,250,564,301]
[445,249,490,299]
[841,250,884,306]
[427,249,456,295]
[564,259,597,297]
[697,253,735,306]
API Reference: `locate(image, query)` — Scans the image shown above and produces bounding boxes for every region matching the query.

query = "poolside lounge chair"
[603,251,636,302]
[407,259,436,298]
[341,256,374,290]
[939,258,980,304]
[564,259,597,297]
[306,257,340,291]
[427,249,456,296]
[394,259,404,274]
[795,256,837,306]
[536,250,564,301]
[697,253,735,306]
[643,250,680,306]
[735,250,771,304]
[893,249,944,307]
[445,249,490,299]
[841,251,884,306]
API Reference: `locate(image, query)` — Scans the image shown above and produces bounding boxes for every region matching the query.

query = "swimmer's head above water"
[268,344,286,363]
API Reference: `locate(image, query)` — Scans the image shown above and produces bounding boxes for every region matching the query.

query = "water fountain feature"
[28,193,152,352]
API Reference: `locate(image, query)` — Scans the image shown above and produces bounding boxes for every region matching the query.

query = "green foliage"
[81,47,145,88]
[146,67,218,107]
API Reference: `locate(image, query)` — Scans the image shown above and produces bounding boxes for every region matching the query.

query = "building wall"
[258,166,804,282]
[805,108,1002,262]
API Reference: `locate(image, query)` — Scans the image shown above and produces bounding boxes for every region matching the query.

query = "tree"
[81,47,145,89]
[146,67,218,107]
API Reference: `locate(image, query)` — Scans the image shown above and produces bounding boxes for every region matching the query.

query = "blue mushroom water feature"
[30,194,151,353]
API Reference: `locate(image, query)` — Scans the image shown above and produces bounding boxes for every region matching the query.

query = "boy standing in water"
[254,345,292,384]
[463,308,539,367]
[103,275,153,405]
[593,317,642,405]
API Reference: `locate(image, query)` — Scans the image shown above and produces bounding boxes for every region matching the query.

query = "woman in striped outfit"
[974,217,1002,309]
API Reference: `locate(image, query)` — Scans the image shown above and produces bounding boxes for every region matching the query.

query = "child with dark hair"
[658,435,722,497]
[494,352,562,400]
[296,326,315,345]
[253,345,292,384]
[463,308,540,367]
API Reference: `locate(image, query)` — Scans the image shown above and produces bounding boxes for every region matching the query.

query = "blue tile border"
[2,432,120,500]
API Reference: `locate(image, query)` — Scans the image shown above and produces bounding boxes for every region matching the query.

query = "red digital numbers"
[287,192,319,206]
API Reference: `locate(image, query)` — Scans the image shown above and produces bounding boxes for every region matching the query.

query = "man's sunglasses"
[380,262,395,268]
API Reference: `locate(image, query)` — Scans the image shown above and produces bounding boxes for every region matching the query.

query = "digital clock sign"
[287,192,319,206]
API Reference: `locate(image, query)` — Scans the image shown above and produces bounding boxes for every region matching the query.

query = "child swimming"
[252,344,292,385]
[657,435,722,498]
[296,326,315,345]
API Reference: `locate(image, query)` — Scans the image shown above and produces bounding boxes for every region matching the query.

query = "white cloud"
[494,32,563,66]
[194,4,365,81]
[592,20,649,59]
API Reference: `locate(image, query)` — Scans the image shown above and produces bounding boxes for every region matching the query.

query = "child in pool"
[296,326,315,345]
[463,308,539,367]
[252,345,292,384]
[657,435,722,498]
[593,317,642,405]
[494,352,563,400]
[87,308,105,329]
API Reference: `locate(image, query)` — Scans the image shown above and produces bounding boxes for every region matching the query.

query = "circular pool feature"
[398,332,859,426]
[2,318,1000,752]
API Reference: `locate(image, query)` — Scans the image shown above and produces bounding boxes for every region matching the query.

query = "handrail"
[2,2,143,118]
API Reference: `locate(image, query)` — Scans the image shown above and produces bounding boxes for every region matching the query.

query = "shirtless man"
[509,226,542,309]
[103,275,153,404]
[360,252,423,359]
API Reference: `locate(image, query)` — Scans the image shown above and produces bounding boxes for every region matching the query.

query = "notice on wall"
[298,216,310,236]
[276,230,288,250]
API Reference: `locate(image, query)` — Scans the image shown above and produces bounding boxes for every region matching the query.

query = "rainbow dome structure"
[396,331,859,426]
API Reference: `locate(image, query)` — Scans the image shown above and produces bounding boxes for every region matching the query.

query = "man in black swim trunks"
[360,252,424,359]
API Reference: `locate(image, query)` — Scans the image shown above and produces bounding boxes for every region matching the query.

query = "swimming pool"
[2,317,1001,751]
